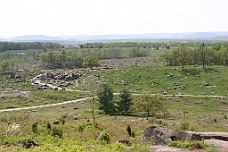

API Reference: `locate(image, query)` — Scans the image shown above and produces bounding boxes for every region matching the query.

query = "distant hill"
[6,35,63,41]
[2,32,228,42]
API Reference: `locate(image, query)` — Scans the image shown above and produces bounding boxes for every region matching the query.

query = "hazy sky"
[0,0,228,37]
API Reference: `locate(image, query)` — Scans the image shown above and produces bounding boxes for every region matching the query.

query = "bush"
[32,122,38,134]
[176,119,190,131]
[47,122,51,132]
[51,128,63,138]
[127,125,132,137]
[97,131,111,144]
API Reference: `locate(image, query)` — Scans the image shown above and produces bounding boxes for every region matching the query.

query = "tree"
[80,76,101,127]
[201,42,206,69]
[176,46,193,71]
[118,89,132,115]
[97,83,114,114]
[133,94,167,117]
[82,55,100,70]
[219,46,228,65]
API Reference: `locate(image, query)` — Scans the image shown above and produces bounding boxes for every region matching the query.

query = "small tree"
[133,94,167,117]
[118,89,132,115]
[80,76,100,127]
[97,83,114,114]
[82,55,100,70]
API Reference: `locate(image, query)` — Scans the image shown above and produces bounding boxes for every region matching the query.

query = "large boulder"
[141,126,175,145]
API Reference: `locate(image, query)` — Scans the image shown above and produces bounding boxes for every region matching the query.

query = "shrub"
[168,140,206,149]
[47,122,51,132]
[97,131,111,144]
[51,128,63,138]
[131,131,136,138]
[127,125,132,137]
[32,122,38,134]
[176,119,190,131]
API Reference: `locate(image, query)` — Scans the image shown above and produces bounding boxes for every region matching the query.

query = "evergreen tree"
[118,89,132,115]
[97,83,114,114]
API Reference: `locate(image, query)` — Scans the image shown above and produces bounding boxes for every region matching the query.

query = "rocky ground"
[205,139,228,152]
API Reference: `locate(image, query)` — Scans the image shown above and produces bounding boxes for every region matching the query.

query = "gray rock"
[176,131,192,141]
[141,126,175,145]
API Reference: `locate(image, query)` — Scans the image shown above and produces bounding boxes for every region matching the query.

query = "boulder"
[176,131,192,141]
[141,126,175,145]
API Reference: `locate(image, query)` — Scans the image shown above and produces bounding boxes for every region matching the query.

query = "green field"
[77,65,228,96]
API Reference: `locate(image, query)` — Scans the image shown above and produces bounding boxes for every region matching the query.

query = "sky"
[0,0,228,38]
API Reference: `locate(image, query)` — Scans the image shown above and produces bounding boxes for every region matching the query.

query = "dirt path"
[0,97,90,112]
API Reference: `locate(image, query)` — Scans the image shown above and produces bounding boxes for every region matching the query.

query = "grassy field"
[0,94,227,151]
[77,65,228,96]
[0,49,43,62]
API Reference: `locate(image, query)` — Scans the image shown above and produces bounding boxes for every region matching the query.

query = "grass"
[0,49,43,62]
[78,65,228,96]
[1,93,227,151]
[0,90,91,109]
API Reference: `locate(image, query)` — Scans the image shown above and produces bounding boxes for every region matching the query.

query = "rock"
[21,140,39,149]
[53,120,59,124]
[177,131,228,141]
[148,145,191,152]
[162,91,167,95]
[205,83,209,86]
[118,139,131,146]
[186,131,228,141]
[141,126,175,145]
[73,107,79,110]
[86,145,95,150]
[176,131,192,141]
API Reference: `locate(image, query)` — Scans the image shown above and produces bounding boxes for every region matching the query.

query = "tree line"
[79,41,228,50]
[80,42,171,50]
[39,47,150,69]
[160,44,228,70]
[0,42,61,52]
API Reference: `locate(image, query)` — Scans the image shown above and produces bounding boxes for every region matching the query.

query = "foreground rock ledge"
[177,131,228,141]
